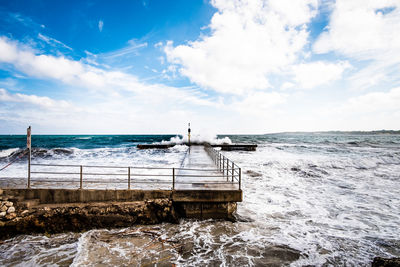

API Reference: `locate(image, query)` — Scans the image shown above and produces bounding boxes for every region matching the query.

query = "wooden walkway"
[175,146,237,190]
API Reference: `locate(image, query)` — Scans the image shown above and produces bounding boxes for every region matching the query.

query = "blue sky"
[0,0,399,134]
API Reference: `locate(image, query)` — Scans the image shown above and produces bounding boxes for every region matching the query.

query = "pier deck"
[175,146,237,190]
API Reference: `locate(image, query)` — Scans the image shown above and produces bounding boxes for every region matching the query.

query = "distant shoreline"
[262,130,400,135]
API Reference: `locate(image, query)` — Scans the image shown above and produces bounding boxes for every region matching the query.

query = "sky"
[0,0,399,134]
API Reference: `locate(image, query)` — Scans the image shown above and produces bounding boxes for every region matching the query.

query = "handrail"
[31,163,173,170]
[22,145,243,190]
[204,144,242,190]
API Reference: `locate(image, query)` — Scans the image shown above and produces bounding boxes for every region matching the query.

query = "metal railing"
[30,163,175,190]
[204,144,241,190]
[28,160,241,190]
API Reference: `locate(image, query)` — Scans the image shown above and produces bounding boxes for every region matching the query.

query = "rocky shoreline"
[0,188,178,240]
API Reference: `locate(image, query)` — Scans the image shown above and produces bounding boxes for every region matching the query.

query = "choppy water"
[0,133,400,266]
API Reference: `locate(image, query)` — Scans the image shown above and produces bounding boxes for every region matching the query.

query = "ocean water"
[0,133,400,266]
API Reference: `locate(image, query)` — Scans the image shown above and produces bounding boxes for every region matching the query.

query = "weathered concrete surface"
[1,188,171,204]
[174,202,237,220]
[172,190,242,202]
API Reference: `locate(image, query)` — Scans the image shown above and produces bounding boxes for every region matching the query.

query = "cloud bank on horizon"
[0,0,399,134]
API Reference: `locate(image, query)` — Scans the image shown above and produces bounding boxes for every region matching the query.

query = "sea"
[0,133,399,266]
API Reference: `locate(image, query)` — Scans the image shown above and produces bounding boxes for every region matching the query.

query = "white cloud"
[230,91,287,115]
[281,82,295,90]
[313,0,400,90]
[98,20,104,32]
[314,0,400,60]
[292,61,350,89]
[0,85,223,134]
[317,87,400,131]
[0,37,192,98]
[0,88,72,110]
[339,87,400,114]
[0,36,225,133]
[165,0,318,95]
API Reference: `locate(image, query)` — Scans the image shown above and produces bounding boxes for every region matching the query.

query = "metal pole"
[80,165,83,189]
[227,159,229,180]
[128,167,131,190]
[172,168,175,190]
[27,148,31,188]
[222,157,225,177]
[232,163,234,182]
[239,168,241,190]
[27,126,31,188]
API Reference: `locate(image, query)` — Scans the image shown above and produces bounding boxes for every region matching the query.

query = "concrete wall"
[173,190,242,202]
[1,188,241,220]
[2,188,171,204]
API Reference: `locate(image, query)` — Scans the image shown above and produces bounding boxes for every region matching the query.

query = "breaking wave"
[161,134,232,145]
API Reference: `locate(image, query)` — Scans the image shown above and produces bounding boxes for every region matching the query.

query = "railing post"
[27,126,31,189]
[79,165,83,189]
[227,159,229,180]
[172,168,175,190]
[222,157,225,177]
[128,167,131,190]
[232,164,234,182]
[27,147,31,188]
[239,168,241,190]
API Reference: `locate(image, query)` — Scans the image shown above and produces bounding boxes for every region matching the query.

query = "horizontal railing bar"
[175,182,239,185]
[30,179,173,184]
[30,179,239,185]
[31,173,239,178]
[175,168,220,171]
[32,172,239,178]
[30,178,168,181]
[32,172,172,177]
[32,164,231,173]
[176,174,235,178]
[31,163,174,170]
[31,172,80,177]
[30,180,78,183]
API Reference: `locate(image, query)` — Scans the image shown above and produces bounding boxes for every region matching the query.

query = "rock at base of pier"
[0,199,178,240]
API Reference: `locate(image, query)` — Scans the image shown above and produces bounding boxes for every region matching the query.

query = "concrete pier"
[0,145,242,237]
[176,146,237,190]
[174,146,241,218]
